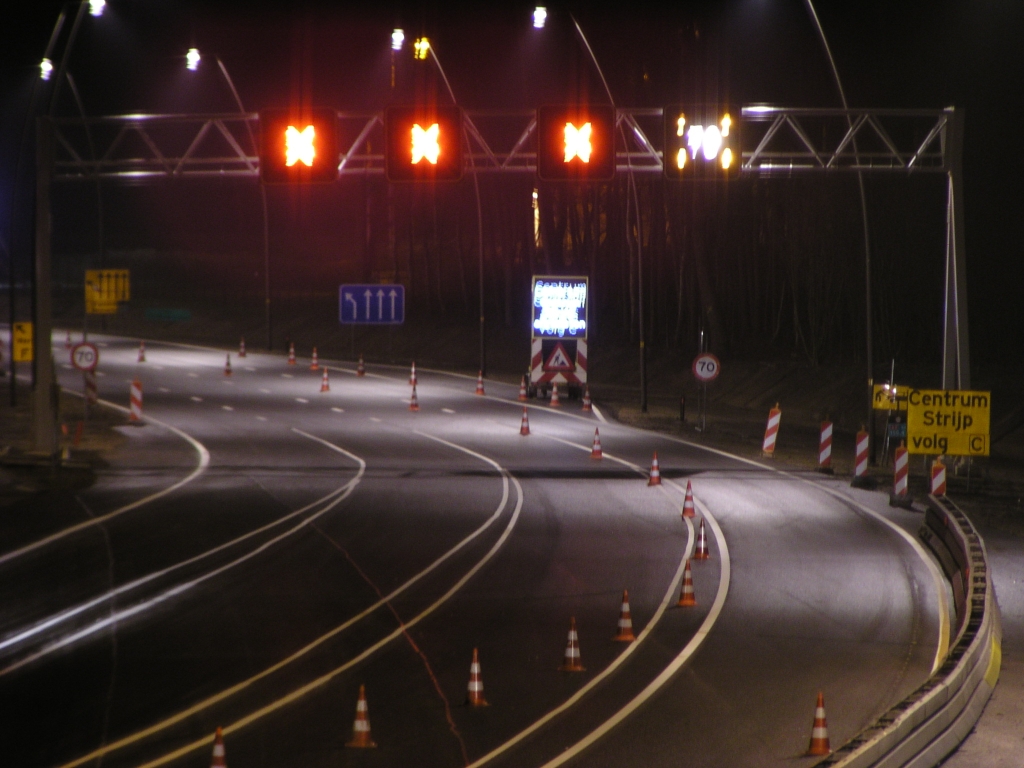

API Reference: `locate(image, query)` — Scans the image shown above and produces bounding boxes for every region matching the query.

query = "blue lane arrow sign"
[339,284,405,324]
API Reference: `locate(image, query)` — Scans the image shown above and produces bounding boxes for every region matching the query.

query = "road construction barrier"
[409,384,420,412]
[475,371,485,396]
[310,347,319,371]
[930,458,947,497]
[762,403,781,456]
[816,495,1000,767]
[559,617,585,672]
[287,342,296,365]
[807,693,832,756]
[892,442,909,496]
[238,337,246,358]
[137,340,146,363]
[677,560,696,606]
[613,590,636,642]
[590,428,602,459]
[682,480,696,519]
[819,421,833,473]
[466,648,488,707]
[519,408,530,436]
[320,369,330,392]
[854,429,869,480]
[129,379,142,422]
[518,376,528,401]
[647,451,662,486]
[210,727,227,768]
[549,383,561,407]
[224,354,232,376]
[409,361,416,386]
[693,518,709,560]
[582,386,592,412]
[357,354,365,376]
[346,685,377,748]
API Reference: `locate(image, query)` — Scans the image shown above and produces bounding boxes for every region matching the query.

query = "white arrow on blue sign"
[339,284,405,324]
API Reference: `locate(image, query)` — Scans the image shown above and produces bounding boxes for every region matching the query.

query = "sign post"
[529,276,589,398]
[691,352,720,432]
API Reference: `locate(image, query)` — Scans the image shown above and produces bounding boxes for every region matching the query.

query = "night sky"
[2,1,1022,365]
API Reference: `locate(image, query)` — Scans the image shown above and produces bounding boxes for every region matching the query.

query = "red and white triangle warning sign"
[544,342,575,371]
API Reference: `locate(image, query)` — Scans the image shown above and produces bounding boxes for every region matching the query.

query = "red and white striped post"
[854,429,869,478]
[762,403,781,457]
[891,441,909,502]
[931,457,947,496]
[818,420,833,473]
[129,378,143,423]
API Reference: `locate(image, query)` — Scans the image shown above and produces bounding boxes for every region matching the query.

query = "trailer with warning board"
[529,275,588,399]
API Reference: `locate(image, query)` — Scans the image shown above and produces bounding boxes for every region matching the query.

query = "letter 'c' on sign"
[285,125,316,167]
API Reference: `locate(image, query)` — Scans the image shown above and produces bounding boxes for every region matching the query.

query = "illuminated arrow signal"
[285,125,316,167]
[411,123,440,164]
[563,122,593,163]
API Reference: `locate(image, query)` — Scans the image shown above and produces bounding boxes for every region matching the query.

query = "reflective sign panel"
[537,105,615,182]
[386,106,463,181]
[532,276,588,339]
[260,108,339,184]
[664,105,739,180]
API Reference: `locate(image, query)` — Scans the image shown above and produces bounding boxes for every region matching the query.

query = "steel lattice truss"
[51,107,953,180]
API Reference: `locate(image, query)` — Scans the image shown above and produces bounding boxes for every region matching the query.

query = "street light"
[39,58,54,81]
[413,37,430,60]
[533,7,547,28]
[391,29,404,51]
[186,47,201,71]
[88,0,105,17]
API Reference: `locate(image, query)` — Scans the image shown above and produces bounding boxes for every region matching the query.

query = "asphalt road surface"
[0,336,946,768]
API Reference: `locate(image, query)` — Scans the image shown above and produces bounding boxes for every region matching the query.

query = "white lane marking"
[152,365,164,371]
[190,396,203,403]
[96,371,106,377]
[281,373,293,379]
[64,433,522,768]
[222,380,234,386]
[330,407,344,413]
[3,434,365,679]
[158,387,170,393]
[187,373,198,378]
[534,491,728,768]
[442,408,456,414]
[591,402,608,424]
[295,397,308,404]
[469,437,709,768]
[62,364,73,370]
[245,367,256,372]
[259,388,271,394]
[255,416,267,422]
[221,406,233,412]
[0,398,210,567]
[370,417,381,423]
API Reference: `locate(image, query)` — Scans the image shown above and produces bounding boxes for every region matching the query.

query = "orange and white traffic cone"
[806,692,831,756]
[409,384,420,412]
[677,560,696,606]
[320,369,330,392]
[345,685,377,748]
[613,589,636,642]
[466,648,488,706]
[694,518,710,560]
[648,451,662,486]
[682,480,696,518]
[559,617,585,672]
[518,376,528,401]
[356,354,365,377]
[310,347,319,371]
[410,361,417,386]
[520,408,531,436]
[138,340,146,363]
[287,342,296,365]
[224,354,232,376]
[475,371,485,396]
[238,337,246,358]
[549,383,561,407]
[591,428,603,459]
[210,726,227,768]
[582,385,592,412]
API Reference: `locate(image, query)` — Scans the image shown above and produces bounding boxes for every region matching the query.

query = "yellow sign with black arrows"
[12,322,33,362]
[872,383,909,411]
[85,269,130,314]
[907,388,991,456]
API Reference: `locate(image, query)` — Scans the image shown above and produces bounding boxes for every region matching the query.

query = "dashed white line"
[158,387,170,393]
[442,408,456,414]
[187,373,199,378]
[281,373,293,379]
[295,398,308,404]
[369,417,381,423]
[255,416,267,422]
[221,405,234,411]
[330,407,344,413]
[190,396,203,403]
[259,388,271,394]
[245,367,256,372]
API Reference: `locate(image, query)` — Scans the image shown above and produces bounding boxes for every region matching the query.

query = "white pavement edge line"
[57,431,518,768]
[0,396,210,567]
[128,435,524,768]
[531,487,729,768]
[0,431,366,678]
[466,437,703,768]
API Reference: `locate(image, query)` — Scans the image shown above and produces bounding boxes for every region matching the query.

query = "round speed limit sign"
[692,352,720,382]
[71,342,99,372]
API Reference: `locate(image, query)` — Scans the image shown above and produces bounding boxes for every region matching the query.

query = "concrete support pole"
[942,107,970,390]
[33,116,57,455]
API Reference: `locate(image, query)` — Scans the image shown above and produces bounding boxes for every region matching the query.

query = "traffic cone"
[520,408,530,436]
[518,376,528,401]
[320,369,330,392]
[138,341,146,363]
[558,617,585,672]
[591,428,603,459]
[310,347,319,371]
[613,589,636,642]
[466,648,488,707]
[648,451,662,486]
[694,518,710,560]
[549,383,561,407]
[356,354,365,377]
[224,354,232,376]
[682,480,696,518]
[806,692,831,756]
[475,371,486,396]
[238,337,246,358]
[677,560,696,606]
[582,386,592,412]
[345,685,377,748]
[287,342,296,365]
[210,726,227,768]
[410,361,417,386]
[409,384,420,411]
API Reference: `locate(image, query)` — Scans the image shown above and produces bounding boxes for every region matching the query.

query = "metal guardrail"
[815,495,1001,767]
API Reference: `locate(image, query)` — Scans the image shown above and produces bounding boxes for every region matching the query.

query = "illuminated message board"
[532,276,588,339]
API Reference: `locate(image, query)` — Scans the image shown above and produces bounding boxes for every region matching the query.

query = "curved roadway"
[0,336,945,768]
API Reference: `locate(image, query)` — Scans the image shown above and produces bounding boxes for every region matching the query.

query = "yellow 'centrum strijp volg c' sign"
[906,389,991,456]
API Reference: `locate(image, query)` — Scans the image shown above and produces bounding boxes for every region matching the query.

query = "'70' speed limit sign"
[692,353,721,382]
[71,342,99,372]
